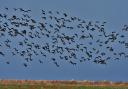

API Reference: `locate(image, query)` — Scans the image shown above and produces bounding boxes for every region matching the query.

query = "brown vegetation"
[0,80,128,87]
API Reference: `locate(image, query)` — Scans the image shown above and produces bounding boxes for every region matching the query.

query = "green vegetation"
[0,85,128,89]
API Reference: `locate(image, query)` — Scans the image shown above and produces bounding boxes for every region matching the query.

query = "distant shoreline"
[0,80,128,86]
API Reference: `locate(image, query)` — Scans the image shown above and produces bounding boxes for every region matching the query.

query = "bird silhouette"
[0,52,5,56]
[0,7,127,67]
[23,63,28,67]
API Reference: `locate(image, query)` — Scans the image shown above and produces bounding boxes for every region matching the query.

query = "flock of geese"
[0,7,128,67]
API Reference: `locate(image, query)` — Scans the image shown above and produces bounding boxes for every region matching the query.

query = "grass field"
[0,85,128,89]
[0,80,128,89]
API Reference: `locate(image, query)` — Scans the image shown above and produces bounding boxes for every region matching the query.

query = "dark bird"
[69,61,77,65]
[5,7,8,10]
[63,13,67,17]
[6,61,10,64]
[23,63,28,67]
[39,60,43,64]
[54,62,60,67]
[0,52,5,56]
[0,7,127,67]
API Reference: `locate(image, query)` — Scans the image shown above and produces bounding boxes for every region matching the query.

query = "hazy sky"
[0,0,128,82]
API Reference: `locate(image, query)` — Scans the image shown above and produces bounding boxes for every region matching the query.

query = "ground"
[0,80,128,89]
